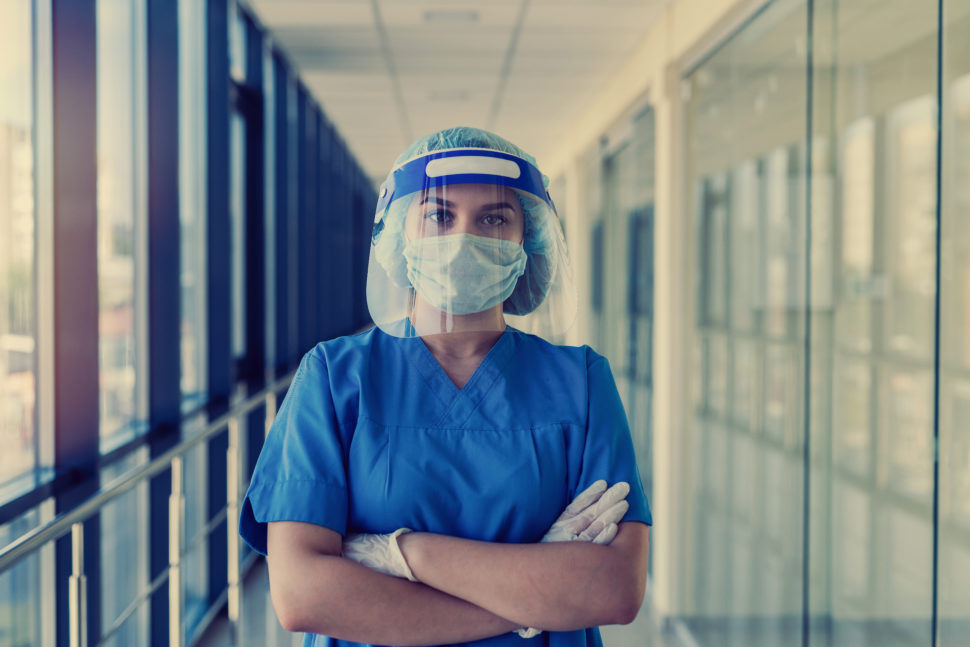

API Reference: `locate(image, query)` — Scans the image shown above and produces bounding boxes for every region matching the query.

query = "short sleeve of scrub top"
[240,327,651,647]
[240,349,350,555]
[577,354,652,526]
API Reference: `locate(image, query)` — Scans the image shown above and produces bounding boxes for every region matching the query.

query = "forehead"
[416,183,520,205]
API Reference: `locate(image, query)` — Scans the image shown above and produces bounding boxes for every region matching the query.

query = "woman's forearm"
[267,521,519,645]
[270,550,519,645]
[398,522,650,631]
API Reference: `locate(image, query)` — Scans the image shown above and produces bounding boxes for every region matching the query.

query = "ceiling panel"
[249,0,672,182]
[250,0,373,27]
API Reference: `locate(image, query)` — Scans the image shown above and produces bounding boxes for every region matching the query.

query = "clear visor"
[366,150,576,339]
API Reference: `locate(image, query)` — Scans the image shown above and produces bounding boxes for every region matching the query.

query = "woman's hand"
[517,480,630,638]
[540,480,630,544]
[341,480,630,580]
[342,528,417,580]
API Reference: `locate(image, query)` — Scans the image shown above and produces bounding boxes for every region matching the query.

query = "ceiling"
[247,0,669,185]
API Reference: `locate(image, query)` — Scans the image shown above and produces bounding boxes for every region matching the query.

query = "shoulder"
[308,326,396,369]
[506,329,607,373]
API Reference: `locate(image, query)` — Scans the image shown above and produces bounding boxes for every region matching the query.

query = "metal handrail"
[0,368,297,647]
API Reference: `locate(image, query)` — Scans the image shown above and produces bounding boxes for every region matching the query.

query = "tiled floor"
[196,560,684,647]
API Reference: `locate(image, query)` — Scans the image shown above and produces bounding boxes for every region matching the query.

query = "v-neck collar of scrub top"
[407,325,516,429]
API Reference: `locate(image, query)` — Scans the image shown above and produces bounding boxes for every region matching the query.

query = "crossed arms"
[266,489,649,645]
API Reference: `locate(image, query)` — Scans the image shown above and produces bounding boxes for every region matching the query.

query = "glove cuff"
[389,528,417,582]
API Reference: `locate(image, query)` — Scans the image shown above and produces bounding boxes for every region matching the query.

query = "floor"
[196,559,685,647]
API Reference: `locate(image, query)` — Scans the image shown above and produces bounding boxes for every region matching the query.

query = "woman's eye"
[425,210,451,223]
[482,214,507,226]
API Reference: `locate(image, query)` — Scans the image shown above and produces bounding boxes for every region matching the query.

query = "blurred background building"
[1,0,968,646]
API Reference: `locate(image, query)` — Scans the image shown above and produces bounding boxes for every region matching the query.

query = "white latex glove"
[541,480,630,544]
[517,480,631,639]
[342,528,418,581]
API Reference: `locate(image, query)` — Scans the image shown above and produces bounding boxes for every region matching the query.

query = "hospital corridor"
[1,0,969,646]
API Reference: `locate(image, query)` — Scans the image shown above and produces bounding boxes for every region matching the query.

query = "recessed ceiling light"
[423,10,479,23]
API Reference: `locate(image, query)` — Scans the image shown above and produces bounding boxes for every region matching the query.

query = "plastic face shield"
[366,148,577,339]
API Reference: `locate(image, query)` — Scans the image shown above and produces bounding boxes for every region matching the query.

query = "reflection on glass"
[838,117,876,353]
[762,147,801,339]
[763,344,796,443]
[682,0,808,642]
[183,436,208,638]
[180,0,207,405]
[831,481,870,607]
[0,0,36,485]
[939,3,970,641]
[833,357,872,476]
[0,510,42,644]
[100,450,148,646]
[97,0,144,441]
[811,0,939,643]
[730,161,758,332]
[706,334,728,417]
[731,340,756,428]
[886,97,938,361]
[882,369,934,500]
[700,175,728,327]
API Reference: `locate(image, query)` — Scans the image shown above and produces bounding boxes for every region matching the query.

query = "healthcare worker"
[240,127,652,647]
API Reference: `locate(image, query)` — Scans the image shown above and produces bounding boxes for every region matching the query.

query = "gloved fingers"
[576,500,628,541]
[591,522,619,545]
[590,481,630,517]
[516,627,543,639]
[567,481,630,536]
[558,479,607,520]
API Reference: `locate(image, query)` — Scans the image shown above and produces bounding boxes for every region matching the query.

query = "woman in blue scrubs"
[240,127,651,647]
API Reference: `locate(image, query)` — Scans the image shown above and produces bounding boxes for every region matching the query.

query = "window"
[179,0,208,407]
[96,0,148,447]
[0,0,37,485]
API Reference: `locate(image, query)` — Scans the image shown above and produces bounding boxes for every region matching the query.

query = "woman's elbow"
[611,586,645,625]
[602,576,645,625]
[606,523,649,624]
[270,581,311,633]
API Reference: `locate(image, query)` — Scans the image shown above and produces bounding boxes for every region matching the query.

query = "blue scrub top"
[240,326,651,647]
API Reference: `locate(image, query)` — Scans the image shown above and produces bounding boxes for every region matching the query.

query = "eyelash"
[424,210,508,226]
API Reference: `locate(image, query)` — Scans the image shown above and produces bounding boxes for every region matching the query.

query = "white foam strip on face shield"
[424,155,522,180]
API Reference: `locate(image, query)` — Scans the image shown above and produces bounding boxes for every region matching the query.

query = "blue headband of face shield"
[372,149,552,235]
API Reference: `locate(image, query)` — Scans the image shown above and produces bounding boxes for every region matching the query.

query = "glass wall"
[809,1,940,644]
[0,0,37,485]
[0,0,377,643]
[0,510,43,645]
[97,0,147,447]
[681,2,808,643]
[99,450,149,647]
[672,0,967,644]
[938,0,970,643]
[588,106,658,514]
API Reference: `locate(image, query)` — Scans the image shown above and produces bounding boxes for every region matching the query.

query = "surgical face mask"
[403,233,528,315]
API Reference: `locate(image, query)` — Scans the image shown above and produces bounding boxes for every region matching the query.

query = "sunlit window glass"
[179,0,207,407]
[97,0,146,445]
[0,511,43,644]
[100,449,149,646]
[0,0,37,485]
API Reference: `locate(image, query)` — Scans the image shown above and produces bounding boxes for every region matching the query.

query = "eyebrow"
[418,196,518,211]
